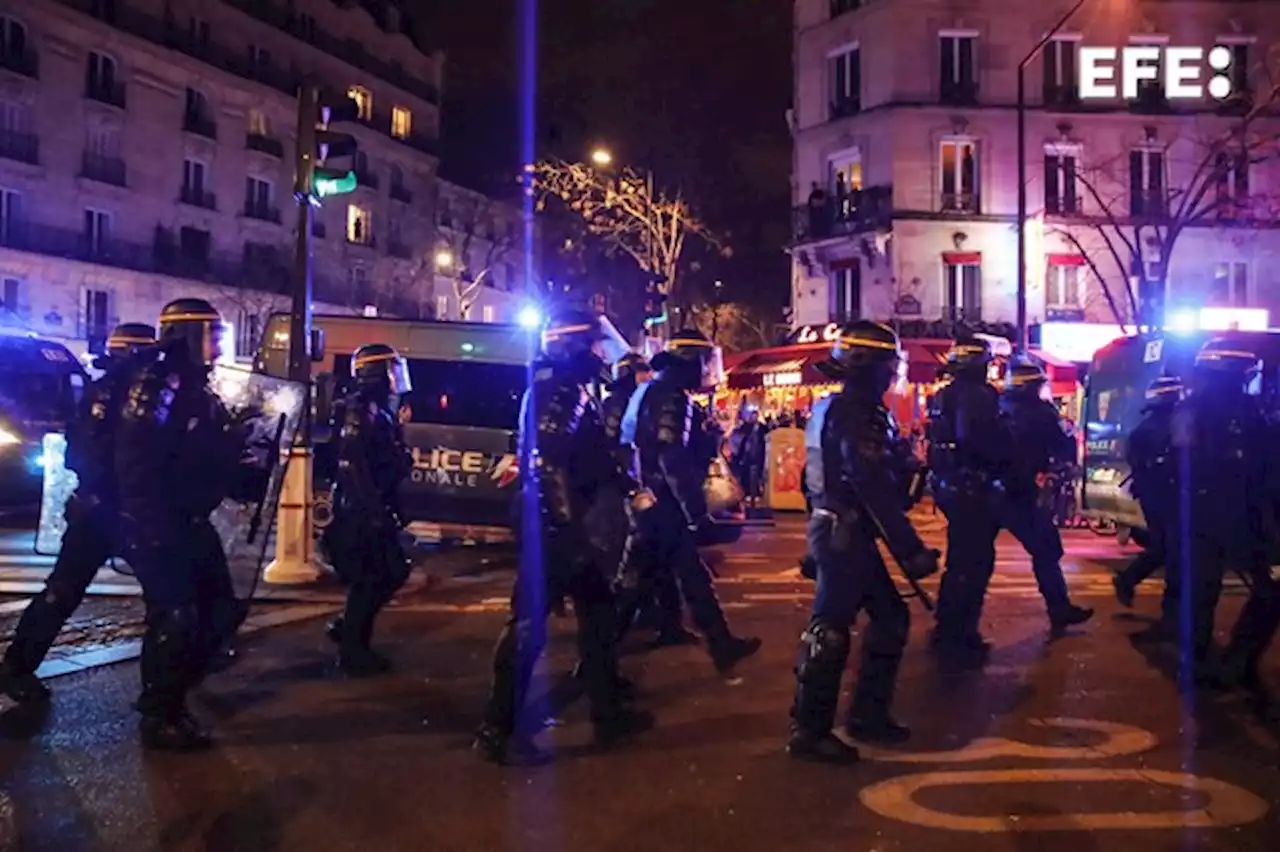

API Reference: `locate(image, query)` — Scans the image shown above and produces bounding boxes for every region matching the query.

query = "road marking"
[858,718,1157,763]
[858,768,1270,831]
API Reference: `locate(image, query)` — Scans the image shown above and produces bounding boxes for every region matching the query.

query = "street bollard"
[264,445,330,584]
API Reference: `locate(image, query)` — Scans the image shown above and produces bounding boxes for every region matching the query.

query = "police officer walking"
[927,335,1010,654]
[474,311,650,765]
[321,343,416,675]
[1169,338,1276,685]
[998,359,1094,632]
[623,329,761,675]
[789,321,938,764]
[115,299,244,751]
[1113,376,1183,629]
[0,323,157,704]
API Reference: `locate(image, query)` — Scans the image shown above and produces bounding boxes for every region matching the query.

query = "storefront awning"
[1029,347,1080,397]
[725,345,831,390]
[902,340,952,383]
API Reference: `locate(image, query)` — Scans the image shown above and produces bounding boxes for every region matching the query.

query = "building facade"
[0,0,443,359]
[790,0,1280,331]
[430,178,532,324]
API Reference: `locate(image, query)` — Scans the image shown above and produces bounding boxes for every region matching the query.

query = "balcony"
[792,185,893,243]
[1043,85,1080,108]
[180,186,217,210]
[828,98,860,120]
[246,133,284,158]
[243,201,281,223]
[390,183,412,203]
[0,45,39,79]
[939,81,978,106]
[183,112,218,140]
[940,192,980,214]
[0,129,39,166]
[85,79,127,109]
[80,152,127,187]
[1130,191,1166,218]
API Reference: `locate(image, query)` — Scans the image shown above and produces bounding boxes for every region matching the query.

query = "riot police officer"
[927,335,1009,653]
[998,358,1094,632]
[1169,338,1275,685]
[324,343,415,675]
[623,329,761,675]
[605,353,692,646]
[0,323,157,704]
[474,311,650,765]
[115,298,243,751]
[1113,375,1183,628]
[789,321,938,764]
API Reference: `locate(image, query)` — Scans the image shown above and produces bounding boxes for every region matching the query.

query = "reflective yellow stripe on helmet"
[353,352,399,368]
[542,323,595,340]
[158,312,221,323]
[666,338,715,350]
[838,336,898,351]
[107,336,153,346]
[1199,349,1256,360]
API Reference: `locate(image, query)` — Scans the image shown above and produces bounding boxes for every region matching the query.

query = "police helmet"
[651,328,724,391]
[820,320,904,393]
[612,351,652,385]
[105,322,157,357]
[946,334,993,377]
[157,298,228,366]
[1194,337,1261,393]
[1145,375,1184,404]
[1004,357,1048,394]
[541,309,630,371]
[351,342,412,395]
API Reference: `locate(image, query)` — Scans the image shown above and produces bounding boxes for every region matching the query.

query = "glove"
[903,548,940,581]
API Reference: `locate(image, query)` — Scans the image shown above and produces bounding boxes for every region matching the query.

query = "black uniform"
[789,321,938,764]
[624,329,761,674]
[0,324,157,704]
[1113,376,1182,619]
[474,311,650,765]
[325,343,415,675]
[116,299,242,751]
[928,338,1010,650]
[1168,340,1276,684]
[997,362,1093,631]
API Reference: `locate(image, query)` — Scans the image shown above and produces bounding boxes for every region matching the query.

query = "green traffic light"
[314,170,357,197]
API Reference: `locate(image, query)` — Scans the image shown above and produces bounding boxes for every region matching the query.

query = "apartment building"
[790,0,1280,331]
[0,0,442,358]
[431,179,532,324]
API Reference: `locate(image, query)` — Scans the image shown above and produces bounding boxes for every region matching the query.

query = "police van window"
[401,358,524,431]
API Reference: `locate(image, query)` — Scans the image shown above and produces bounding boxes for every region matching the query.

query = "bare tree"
[689,301,776,352]
[1045,56,1280,330]
[526,158,729,325]
[411,197,518,321]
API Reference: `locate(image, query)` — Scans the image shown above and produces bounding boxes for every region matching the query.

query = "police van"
[0,331,87,508]
[1081,328,1280,538]
[255,313,534,536]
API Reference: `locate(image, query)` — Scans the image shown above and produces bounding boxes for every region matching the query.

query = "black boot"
[593,708,654,749]
[787,727,859,764]
[651,626,699,648]
[1049,603,1095,633]
[139,708,213,752]
[710,634,762,675]
[845,714,911,745]
[0,659,51,704]
[472,724,553,766]
[338,645,391,677]
[1112,575,1135,608]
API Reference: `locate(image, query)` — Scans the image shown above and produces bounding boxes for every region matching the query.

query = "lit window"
[482,305,495,323]
[248,109,269,136]
[347,86,373,121]
[346,204,372,244]
[435,294,448,319]
[391,106,411,139]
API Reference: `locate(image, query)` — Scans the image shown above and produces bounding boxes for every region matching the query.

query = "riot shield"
[207,364,308,603]
[34,432,78,555]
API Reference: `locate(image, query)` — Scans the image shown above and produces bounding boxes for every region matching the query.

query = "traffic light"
[310,93,358,199]
[642,274,669,328]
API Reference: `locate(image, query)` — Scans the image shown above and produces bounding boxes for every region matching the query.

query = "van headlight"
[0,427,21,446]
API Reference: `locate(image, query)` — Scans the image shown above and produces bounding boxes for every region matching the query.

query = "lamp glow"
[517,307,542,329]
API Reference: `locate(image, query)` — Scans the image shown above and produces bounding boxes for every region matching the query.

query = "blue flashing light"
[460,342,475,353]
[517,306,542,329]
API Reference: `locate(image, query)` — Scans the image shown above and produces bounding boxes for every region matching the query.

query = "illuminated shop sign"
[793,323,841,344]
[763,371,803,387]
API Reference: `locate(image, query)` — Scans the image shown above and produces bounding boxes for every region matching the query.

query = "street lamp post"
[1016,0,1088,352]
[591,146,661,336]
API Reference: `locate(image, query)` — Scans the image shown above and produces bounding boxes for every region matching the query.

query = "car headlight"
[0,427,21,446]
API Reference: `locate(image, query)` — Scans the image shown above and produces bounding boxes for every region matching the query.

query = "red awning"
[1029,347,1080,397]
[725,344,831,390]
[902,339,952,383]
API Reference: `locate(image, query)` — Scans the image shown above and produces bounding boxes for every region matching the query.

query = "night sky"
[418,0,794,316]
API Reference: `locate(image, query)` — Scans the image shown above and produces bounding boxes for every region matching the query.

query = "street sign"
[315,170,357,197]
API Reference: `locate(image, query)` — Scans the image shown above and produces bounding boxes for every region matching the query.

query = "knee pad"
[796,620,849,682]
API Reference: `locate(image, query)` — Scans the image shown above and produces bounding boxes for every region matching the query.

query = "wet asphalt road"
[1,514,1279,851]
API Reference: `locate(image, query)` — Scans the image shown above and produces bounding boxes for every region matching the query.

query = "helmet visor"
[207,319,233,365]
[701,345,726,391]
[888,354,909,396]
[387,355,413,395]
[591,315,632,367]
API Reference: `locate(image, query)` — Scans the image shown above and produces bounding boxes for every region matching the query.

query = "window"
[939,33,977,104]
[391,106,411,139]
[184,88,209,120]
[348,86,373,121]
[178,226,209,261]
[248,109,269,137]
[1209,262,1248,307]
[943,259,981,321]
[84,209,110,254]
[0,16,26,60]
[298,14,316,42]
[86,126,120,157]
[186,16,210,47]
[830,265,861,321]
[244,176,274,219]
[401,358,526,431]
[830,0,860,17]
[83,288,111,350]
[1045,262,1082,308]
[0,99,31,133]
[1128,38,1166,108]
[502,261,515,290]
[1129,149,1164,216]
[0,188,20,240]
[347,204,372,244]
[828,149,863,220]
[435,294,448,319]
[236,310,261,358]
[1214,150,1248,217]
[247,44,271,70]
[1043,148,1079,214]
[182,158,206,193]
[940,139,979,213]
[828,46,860,118]
[482,305,495,323]
[85,52,117,96]
[1043,38,1078,104]
[1,277,19,311]
[1223,42,1250,98]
